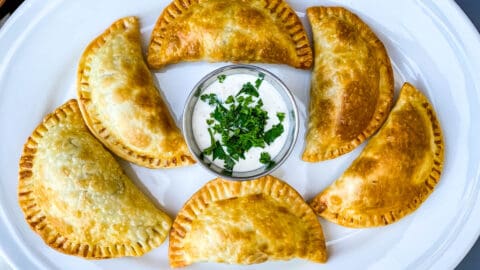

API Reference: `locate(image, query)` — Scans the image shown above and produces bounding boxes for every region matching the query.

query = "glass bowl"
[182,64,299,180]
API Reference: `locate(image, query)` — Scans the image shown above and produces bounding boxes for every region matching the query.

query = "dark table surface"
[453,1,480,269]
[1,0,479,269]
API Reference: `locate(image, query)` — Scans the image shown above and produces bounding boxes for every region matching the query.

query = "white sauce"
[192,73,289,172]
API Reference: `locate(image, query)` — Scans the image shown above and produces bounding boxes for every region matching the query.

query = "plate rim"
[426,0,480,268]
[1,0,480,269]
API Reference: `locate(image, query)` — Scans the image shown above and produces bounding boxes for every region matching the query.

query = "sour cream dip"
[192,73,290,172]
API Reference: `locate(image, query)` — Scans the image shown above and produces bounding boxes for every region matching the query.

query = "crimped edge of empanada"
[147,0,313,69]
[310,83,444,227]
[169,175,327,267]
[302,6,394,161]
[77,16,195,168]
[18,99,171,258]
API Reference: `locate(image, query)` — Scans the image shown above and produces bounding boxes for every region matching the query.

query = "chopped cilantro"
[259,152,271,164]
[236,82,259,97]
[217,74,227,83]
[212,141,226,161]
[200,93,220,105]
[259,152,276,169]
[264,124,284,145]
[225,95,234,104]
[200,78,285,172]
[256,99,263,108]
[223,157,235,171]
[194,87,202,97]
[255,73,265,89]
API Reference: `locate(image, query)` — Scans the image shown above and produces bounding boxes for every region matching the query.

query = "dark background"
[1,0,479,269]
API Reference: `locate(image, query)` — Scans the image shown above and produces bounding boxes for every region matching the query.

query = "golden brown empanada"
[310,83,444,228]
[18,100,172,258]
[147,0,312,69]
[169,175,327,267]
[303,7,394,161]
[77,16,194,168]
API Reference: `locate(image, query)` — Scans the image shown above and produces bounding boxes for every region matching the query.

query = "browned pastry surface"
[169,175,327,267]
[18,100,172,258]
[77,16,194,168]
[310,83,444,227]
[303,7,394,161]
[147,0,312,69]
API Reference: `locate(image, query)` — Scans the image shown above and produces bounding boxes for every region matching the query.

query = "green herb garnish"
[264,123,284,145]
[236,82,259,97]
[218,74,227,83]
[200,93,220,106]
[255,72,265,89]
[259,152,275,169]
[200,74,285,172]
[194,87,202,97]
[225,95,234,104]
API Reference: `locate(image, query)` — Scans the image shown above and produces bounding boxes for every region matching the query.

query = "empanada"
[77,16,194,168]
[147,0,312,69]
[18,100,172,258]
[169,175,327,267]
[310,83,444,228]
[303,7,394,161]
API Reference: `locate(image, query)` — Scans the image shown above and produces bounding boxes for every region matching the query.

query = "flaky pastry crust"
[18,100,172,258]
[303,7,394,161]
[147,0,312,69]
[169,175,327,267]
[310,83,444,227]
[77,16,194,168]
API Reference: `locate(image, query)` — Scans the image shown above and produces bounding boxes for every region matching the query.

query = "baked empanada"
[169,175,327,267]
[147,0,312,69]
[18,100,172,258]
[310,83,444,227]
[303,7,394,161]
[77,16,194,168]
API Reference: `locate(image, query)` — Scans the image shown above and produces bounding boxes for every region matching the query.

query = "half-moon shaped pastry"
[302,7,394,161]
[147,0,312,69]
[18,100,172,258]
[77,16,194,168]
[310,83,444,228]
[169,175,327,267]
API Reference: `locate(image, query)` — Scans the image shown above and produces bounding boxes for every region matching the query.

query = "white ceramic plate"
[1,0,480,269]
